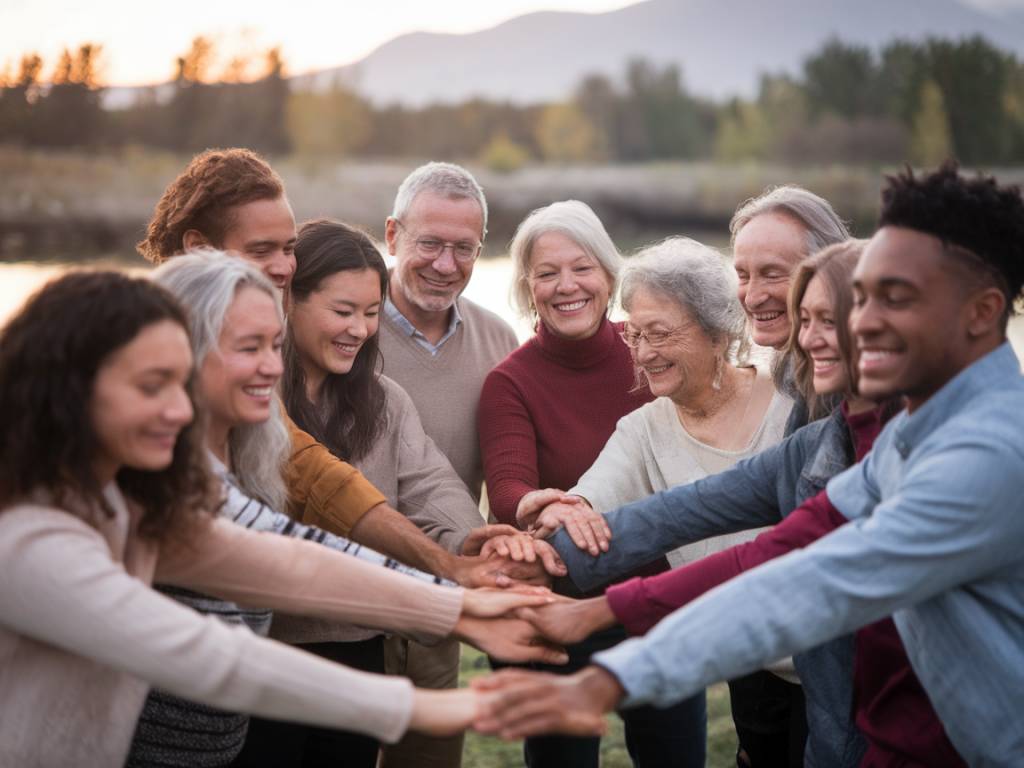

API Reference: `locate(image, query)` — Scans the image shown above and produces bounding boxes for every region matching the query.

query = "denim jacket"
[593,343,1024,768]
[553,406,866,768]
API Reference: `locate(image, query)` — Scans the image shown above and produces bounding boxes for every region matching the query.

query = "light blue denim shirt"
[383,295,462,355]
[594,342,1024,767]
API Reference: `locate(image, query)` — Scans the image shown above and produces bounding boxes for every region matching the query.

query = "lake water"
[3,259,1024,361]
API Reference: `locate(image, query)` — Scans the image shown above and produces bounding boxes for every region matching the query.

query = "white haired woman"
[479,202,705,768]
[528,237,801,768]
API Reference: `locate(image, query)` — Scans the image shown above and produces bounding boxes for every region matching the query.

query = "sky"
[0,0,634,86]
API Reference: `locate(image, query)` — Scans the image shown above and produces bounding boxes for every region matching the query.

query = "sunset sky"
[1,0,635,86]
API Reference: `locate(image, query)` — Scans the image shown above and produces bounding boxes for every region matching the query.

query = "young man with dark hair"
[478,163,1024,766]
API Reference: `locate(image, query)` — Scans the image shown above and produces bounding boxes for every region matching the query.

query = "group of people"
[0,147,1021,768]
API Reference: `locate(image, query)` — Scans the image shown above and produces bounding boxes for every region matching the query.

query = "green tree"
[287,80,372,157]
[910,79,953,166]
[714,99,770,161]
[536,102,603,162]
[0,53,43,143]
[480,132,531,172]
[803,38,880,118]
[31,44,106,147]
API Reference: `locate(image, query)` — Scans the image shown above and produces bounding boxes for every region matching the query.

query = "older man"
[379,162,519,501]
[374,162,519,768]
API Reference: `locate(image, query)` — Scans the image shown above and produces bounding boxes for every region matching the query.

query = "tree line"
[2,35,1022,167]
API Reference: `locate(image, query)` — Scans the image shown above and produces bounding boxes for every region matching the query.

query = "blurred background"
[3,1,1024,763]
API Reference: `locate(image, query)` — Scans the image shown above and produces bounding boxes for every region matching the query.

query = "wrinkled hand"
[480,535,567,578]
[471,667,622,739]
[455,615,568,665]
[456,553,554,589]
[531,499,611,556]
[460,524,523,556]
[515,488,576,530]
[516,596,616,646]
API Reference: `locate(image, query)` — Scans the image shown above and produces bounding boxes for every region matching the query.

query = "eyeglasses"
[619,327,682,348]
[395,220,482,263]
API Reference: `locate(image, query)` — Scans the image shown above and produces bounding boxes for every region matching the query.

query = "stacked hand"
[458,524,568,588]
[515,489,611,556]
[455,586,569,666]
[471,666,624,739]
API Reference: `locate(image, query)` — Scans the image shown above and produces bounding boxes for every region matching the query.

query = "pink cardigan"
[0,483,463,767]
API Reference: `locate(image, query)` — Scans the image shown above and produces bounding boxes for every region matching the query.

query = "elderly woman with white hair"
[479,202,704,768]
[530,237,802,768]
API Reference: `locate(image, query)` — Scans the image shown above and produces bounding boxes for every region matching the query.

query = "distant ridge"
[106,0,1024,108]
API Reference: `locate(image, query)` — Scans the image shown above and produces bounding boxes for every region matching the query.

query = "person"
[520,240,876,768]
[379,161,520,501]
[376,161,521,767]
[731,185,850,435]
[137,148,552,591]
[477,164,1024,766]
[275,219,529,766]
[479,202,711,768]
[0,270,548,768]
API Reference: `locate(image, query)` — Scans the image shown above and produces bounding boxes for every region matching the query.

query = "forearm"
[159,518,463,639]
[349,502,459,579]
[606,490,847,635]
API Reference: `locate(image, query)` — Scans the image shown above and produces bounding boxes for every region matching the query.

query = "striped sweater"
[126,458,452,768]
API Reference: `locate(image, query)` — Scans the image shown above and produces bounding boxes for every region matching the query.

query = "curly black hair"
[0,271,218,541]
[879,162,1024,315]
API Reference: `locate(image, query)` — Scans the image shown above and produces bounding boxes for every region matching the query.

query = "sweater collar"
[535,316,622,369]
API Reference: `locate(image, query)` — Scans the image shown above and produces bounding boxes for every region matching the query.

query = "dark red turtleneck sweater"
[479,317,653,526]
[605,403,965,767]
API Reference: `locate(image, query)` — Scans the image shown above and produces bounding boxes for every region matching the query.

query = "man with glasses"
[378,162,519,768]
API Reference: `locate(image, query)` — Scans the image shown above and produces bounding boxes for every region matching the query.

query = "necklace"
[675,366,760,449]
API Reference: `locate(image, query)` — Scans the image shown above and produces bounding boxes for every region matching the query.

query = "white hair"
[730,185,850,255]
[621,237,750,365]
[151,249,290,512]
[509,200,622,320]
[391,161,488,236]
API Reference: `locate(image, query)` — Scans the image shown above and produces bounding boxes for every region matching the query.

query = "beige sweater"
[0,484,463,768]
[272,376,481,645]
[378,296,519,500]
[572,368,793,569]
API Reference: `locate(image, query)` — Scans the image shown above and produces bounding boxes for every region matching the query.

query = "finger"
[585,516,610,553]
[534,541,568,576]
[485,524,521,538]
[506,536,528,562]
[564,517,597,555]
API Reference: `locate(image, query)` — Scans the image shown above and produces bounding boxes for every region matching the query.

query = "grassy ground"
[459,645,736,767]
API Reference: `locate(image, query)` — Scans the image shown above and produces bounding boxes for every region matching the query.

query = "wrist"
[576,666,625,712]
[577,596,616,636]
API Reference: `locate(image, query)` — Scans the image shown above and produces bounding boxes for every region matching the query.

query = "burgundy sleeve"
[478,368,541,526]
[606,489,849,635]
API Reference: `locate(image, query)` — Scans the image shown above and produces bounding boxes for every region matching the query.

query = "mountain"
[294,0,1024,105]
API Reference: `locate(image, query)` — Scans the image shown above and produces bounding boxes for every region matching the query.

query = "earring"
[712,356,724,391]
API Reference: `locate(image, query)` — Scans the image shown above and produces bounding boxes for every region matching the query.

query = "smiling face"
[289,268,383,396]
[527,231,613,340]
[851,226,975,411]
[90,319,195,483]
[199,287,284,446]
[733,212,809,348]
[797,274,850,397]
[625,287,719,403]
[385,191,484,316]
[219,196,298,293]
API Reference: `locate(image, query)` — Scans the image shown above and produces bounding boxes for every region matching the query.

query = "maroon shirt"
[606,404,965,767]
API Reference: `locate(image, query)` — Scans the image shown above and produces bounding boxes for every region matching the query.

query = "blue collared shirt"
[383,296,462,356]
[594,342,1024,767]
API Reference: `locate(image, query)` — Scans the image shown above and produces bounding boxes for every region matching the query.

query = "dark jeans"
[728,671,807,768]
[232,636,386,768]
[496,624,706,768]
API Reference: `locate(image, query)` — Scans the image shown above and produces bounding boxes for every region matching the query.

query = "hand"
[455,615,568,665]
[452,554,553,589]
[471,666,623,739]
[515,488,576,530]
[461,586,555,619]
[517,596,617,645]
[531,499,611,556]
[410,687,480,736]
[480,535,568,578]
[460,524,523,556]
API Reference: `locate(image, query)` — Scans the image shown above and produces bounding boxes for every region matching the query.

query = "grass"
[459,645,737,767]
